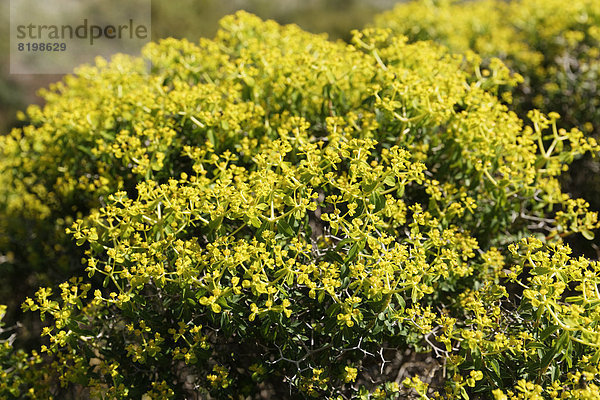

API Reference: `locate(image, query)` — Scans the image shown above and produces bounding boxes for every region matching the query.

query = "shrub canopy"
[1,11,600,400]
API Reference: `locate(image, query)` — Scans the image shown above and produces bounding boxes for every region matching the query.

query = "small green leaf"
[540,324,559,341]
[249,217,262,228]
[394,294,406,312]
[555,330,570,351]
[207,129,216,147]
[582,229,595,240]
[345,242,360,263]
[277,219,295,237]
[489,358,500,378]
[208,215,223,231]
[325,251,344,265]
[318,290,326,303]
[383,174,396,187]
[532,267,552,275]
[411,286,419,303]
[525,342,547,349]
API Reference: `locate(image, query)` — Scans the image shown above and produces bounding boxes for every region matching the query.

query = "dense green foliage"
[1,11,600,399]
[374,0,600,230]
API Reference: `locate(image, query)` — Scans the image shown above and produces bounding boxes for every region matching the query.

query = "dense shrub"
[1,12,600,399]
[373,0,600,238]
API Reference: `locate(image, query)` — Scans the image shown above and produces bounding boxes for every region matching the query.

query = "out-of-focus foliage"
[0,1,24,133]
[373,0,600,245]
[152,0,396,42]
[2,12,600,399]
[0,305,51,398]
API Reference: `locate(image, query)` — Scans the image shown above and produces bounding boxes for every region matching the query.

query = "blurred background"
[0,0,399,135]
